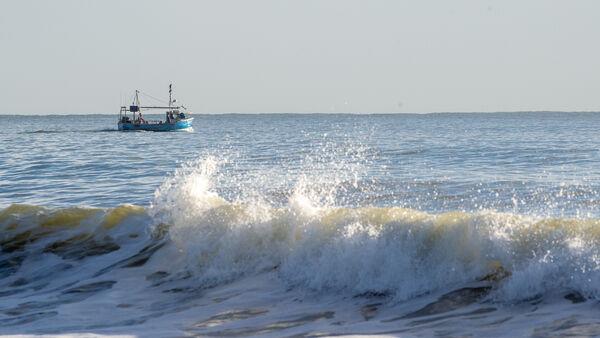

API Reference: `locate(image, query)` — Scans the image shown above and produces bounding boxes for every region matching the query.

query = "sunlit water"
[2,113,600,337]
[3,113,600,215]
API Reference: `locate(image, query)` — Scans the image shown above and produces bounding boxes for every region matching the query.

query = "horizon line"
[1,110,600,116]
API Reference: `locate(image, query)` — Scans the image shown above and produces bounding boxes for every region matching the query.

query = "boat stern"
[175,117,194,130]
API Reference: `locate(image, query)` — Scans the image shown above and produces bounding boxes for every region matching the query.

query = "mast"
[168,84,172,110]
[133,90,140,120]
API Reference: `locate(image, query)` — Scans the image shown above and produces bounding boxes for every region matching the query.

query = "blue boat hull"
[118,118,193,131]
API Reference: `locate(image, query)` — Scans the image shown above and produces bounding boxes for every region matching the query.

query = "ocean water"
[2,112,600,337]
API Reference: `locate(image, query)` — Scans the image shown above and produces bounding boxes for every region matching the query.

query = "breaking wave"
[4,154,600,335]
[145,155,600,302]
[1,155,600,310]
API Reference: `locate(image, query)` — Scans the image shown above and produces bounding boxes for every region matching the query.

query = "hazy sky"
[1,0,599,114]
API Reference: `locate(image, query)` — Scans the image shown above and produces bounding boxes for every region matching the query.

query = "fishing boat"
[118,84,193,131]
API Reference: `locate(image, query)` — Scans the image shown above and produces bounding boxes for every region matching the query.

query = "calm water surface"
[2,113,599,216]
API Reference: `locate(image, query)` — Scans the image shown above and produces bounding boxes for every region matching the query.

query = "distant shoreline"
[1,111,599,116]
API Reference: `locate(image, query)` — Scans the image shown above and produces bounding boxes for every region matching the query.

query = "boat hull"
[118,118,193,131]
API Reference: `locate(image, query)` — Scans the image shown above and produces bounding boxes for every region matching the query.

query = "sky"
[1,0,599,114]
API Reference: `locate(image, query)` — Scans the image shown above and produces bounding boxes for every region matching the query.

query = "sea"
[1,112,600,337]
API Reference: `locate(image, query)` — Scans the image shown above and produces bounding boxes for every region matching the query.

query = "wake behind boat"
[118,84,193,131]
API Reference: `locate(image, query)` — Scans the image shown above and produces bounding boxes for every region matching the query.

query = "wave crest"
[150,156,600,301]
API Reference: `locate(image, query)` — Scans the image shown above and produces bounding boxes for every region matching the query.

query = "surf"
[3,156,600,303]
[3,155,600,336]
[153,157,598,300]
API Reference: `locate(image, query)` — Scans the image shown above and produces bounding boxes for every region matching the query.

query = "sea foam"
[149,156,600,302]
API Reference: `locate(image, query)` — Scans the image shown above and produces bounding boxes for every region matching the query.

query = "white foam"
[150,156,600,302]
